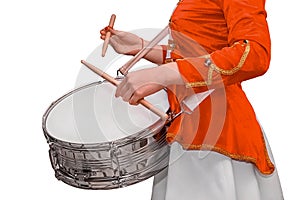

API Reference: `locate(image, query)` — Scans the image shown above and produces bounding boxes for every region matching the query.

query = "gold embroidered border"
[185,66,214,88]
[186,81,208,87]
[211,41,250,75]
[185,41,251,88]
[166,131,275,175]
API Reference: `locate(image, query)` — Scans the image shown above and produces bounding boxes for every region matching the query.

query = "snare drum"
[42,81,170,189]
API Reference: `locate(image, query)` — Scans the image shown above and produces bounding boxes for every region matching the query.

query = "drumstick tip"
[109,14,116,25]
[101,14,116,57]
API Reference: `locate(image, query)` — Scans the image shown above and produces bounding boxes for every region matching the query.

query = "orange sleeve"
[175,0,271,93]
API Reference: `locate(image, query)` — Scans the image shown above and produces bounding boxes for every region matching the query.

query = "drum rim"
[42,81,167,147]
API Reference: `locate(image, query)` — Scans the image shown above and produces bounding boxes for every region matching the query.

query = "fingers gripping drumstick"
[102,14,116,57]
[81,60,168,120]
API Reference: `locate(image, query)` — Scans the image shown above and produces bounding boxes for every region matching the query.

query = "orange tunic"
[165,0,274,174]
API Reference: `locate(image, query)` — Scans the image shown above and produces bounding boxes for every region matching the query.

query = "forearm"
[132,40,165,64]
[144,42,165,64]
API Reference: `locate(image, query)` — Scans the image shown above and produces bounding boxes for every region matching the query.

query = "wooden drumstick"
[118,26,169,75]
[102,14,116,57]
[81,60,168,120]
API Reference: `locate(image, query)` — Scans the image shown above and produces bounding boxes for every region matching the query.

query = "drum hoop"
[42,81,166,149]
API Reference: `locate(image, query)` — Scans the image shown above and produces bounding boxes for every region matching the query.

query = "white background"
[0,0,298,199]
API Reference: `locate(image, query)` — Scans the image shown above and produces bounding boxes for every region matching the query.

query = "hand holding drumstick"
[100,15,165,64]
[100,17,147,56]
[81,60,169,120]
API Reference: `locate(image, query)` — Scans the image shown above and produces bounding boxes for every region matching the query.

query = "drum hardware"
[109,142,121,179]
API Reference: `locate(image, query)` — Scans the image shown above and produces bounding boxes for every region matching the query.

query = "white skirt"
[151,137,283,200]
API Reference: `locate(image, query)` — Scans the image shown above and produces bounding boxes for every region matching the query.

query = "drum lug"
[109,143,121,178]
[49,145,59,170]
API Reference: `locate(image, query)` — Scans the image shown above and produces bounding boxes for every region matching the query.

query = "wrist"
[126,38,145,56]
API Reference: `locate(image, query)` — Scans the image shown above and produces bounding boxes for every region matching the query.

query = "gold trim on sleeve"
[211,40,250,75]
[186,81,208,88]
[185,40,251,88]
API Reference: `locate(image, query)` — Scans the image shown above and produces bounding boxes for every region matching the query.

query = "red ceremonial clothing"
[165,0,274,174]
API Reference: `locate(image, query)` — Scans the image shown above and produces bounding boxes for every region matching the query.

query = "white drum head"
[45,82,169,144]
